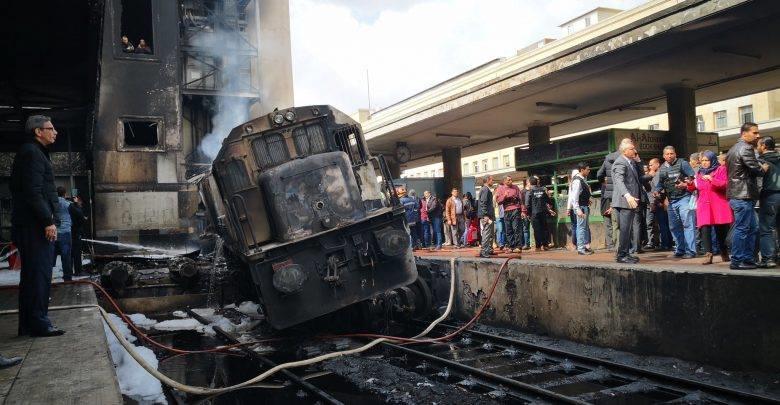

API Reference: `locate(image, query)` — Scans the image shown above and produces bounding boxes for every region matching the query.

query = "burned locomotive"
[199,105,421,329]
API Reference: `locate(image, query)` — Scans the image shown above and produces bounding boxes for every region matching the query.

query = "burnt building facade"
[0,0,293,249]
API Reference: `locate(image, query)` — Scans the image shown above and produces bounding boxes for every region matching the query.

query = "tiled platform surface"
[0,283,121,404]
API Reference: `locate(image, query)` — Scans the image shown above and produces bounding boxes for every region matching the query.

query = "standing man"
[655,146,697,259]
[11,115,65,337]
[424,190,443,250]
[445,188,465,248]
[419,191,431,248]
[493,190,506,250]
[398,187,420,249]
[525,177,554,251]
[727,123,766,269]
[757,136,779,268]
[70,195,88,276]
[477,176,495,258]
[570,162,594,255]
[611,139,642,264]
[53,187,73,281]
[597,148,622,250]
[496,176,525,254]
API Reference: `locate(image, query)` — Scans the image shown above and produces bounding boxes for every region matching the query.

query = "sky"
[289,0,648,115]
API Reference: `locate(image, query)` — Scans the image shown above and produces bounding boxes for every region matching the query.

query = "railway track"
[376,321,780,404]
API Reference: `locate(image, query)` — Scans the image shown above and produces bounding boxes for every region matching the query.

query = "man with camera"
[654,145,697,259]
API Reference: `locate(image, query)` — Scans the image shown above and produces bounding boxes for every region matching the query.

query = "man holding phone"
[654,146,697,259]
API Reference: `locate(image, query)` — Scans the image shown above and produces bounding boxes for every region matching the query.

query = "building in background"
[0,0,293,249]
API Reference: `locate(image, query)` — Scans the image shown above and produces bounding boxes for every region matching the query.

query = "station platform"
[0,283,122,404]
[415,246,780,373]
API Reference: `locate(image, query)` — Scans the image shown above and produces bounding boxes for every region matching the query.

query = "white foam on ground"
[187,307,260,337]
[102,313,167,404]
[236,301,262,319]
[153,318,203,332]
[128,313,158,329]
[172,310,188,318]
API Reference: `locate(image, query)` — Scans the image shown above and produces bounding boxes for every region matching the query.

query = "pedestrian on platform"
[521,180,532,249]
[496,176,525,253]
[570,162,594,255]
[420,190,431,248]
[688,150,732,264]
[445,188,465,248]
[424,190,443,250]
[69,195,88,276]
[646,158,673,250]
[409,190,422,248]
[477,176,495,258]
[611,138,642,264]
[597,148,623,250]
[493,188,506,250]
[655,146,697,259]
[463,192,479,246]
[10,115,65,337]
[757,136,779,268]
[726,122,766,270]
[398,187,420,249]
[566,169,580,250]
[53,186,73,281]
[525,177,554,251]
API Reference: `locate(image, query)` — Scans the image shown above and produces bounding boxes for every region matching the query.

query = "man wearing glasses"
[10,115,65,337]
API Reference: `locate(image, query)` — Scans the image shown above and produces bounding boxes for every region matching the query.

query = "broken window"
[252,133,289,168]
[334,125,366,165]
[292,124,328,156]
[122,120,160,147]
[121,0,154,55]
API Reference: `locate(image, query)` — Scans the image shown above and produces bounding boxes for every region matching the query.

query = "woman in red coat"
[689,150,733,264]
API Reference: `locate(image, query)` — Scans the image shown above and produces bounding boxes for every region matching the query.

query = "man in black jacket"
[525,177,554,250]
[477,176,495,258]
[70,195,88,276]
[727,122,767,269]
[597,150,621,250]
[10,115,65,337]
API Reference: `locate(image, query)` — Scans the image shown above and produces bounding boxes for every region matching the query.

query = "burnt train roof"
[220,105,356,147]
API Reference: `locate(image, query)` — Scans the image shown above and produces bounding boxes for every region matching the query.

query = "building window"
[584,16,591,27]
[714,110,727,129]
[696,115,705,132]
[491,157,498,170]
[648,124,660,130]
[118,118,163,150]
[120,0,154,55]
[462,163,469,175]
[739,105,754,125]
[503,154,510,167]
[482,159,488,172]
[473,161,478,173]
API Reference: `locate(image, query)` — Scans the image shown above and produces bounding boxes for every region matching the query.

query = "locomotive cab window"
[335,125,366,165]
[120,0,154,56]
[252,132,290,168]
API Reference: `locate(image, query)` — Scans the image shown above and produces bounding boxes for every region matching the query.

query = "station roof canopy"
[362,0,780,168]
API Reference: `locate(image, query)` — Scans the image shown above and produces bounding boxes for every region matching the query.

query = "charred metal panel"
[94,151,157,184]
[95,191,179,231]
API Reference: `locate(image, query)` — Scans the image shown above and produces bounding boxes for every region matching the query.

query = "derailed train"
[198,105,429,329]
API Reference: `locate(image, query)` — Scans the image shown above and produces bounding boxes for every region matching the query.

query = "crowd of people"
[399,122,779,270]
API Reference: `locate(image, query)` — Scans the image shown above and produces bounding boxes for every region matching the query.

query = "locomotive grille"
[292,124,328,156]
[252,132,289,168]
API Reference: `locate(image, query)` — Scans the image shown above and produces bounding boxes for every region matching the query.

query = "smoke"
[194,27,254,161]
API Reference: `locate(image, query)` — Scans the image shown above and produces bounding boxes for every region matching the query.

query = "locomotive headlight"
[272,264,306,294]
[273,114,285,125]
[284,111,296,121]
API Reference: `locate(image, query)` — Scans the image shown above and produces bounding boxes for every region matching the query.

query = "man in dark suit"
[477,176,495,258]
[10,115,65,337]
[611,138,642,264]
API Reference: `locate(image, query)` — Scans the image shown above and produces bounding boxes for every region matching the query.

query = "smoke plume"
[194,28,253,161]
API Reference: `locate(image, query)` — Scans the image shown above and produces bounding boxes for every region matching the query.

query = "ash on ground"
[324,356,499,405]
[471,324,780,399]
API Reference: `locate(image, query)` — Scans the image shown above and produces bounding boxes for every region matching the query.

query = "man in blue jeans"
[53,186,73,281]
[654,146,697,259]
[726,122,766,270]
[756,135,778,268]
[570,162,594,255]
